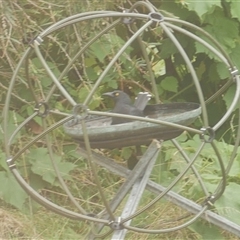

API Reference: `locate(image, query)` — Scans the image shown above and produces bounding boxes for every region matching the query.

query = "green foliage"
[215,182,240,225]
[187,1,222,18]
[0,171,29,210]
[189,220,225,240]
[28,148,76,186]
[152,134,240,227]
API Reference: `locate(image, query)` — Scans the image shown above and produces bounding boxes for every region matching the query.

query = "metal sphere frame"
[3,1,240,238]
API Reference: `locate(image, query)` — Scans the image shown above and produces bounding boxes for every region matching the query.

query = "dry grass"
[0,207,31,239]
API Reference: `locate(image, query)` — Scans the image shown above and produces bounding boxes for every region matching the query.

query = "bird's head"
[102,90,132,104]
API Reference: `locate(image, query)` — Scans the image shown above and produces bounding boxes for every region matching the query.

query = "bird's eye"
[114,92,119,97]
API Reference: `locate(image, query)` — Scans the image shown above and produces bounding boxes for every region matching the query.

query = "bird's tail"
[133,92,152,111]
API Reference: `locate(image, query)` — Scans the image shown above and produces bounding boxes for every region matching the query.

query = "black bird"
[102,90,144,125]
[103,90,151,169]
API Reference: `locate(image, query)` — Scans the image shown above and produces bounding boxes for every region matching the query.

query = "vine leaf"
[160,76,178,93]
[187,0,221,17]
[229,1,240,21]
[222,85,237,111]
[203,7,239,50]
[188,220,223,239]
[0,171,28,210]
[28,148,76,186]
[214,182,240,225]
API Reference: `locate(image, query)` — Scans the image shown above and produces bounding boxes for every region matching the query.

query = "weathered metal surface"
[63,102,201,148]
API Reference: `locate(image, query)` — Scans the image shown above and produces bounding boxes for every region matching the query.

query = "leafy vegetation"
[1,0,240,239]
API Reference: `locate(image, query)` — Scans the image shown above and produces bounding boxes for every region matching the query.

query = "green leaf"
[215,62,230,79]
[89,42,108,63]
[188,220,224,240]
[160,76,178,93]
[215,182,240,225]
[4,111,25,143]
[160,39,178,59]
[28,148,76,186]
[187,0,221,17]
[202,7,239,50]
[152,59,166,77]
[0,171,28,210]
[229,42,240,71]
[195,61,206,79]
[230,1,240,21]
[228,157,240,178]
[0,152,8,171]
[121,147,133,160]
[86,66,100,82]
[89,34,127,64]
[222,85,237,111]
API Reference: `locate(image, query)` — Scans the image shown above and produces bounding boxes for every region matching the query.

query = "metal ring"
[148,12,164,22]
[34,102,49,117]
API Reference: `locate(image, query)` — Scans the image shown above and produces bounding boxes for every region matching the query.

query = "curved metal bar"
[164,22,230,67]
[3,47,32,156]
[40,12,149,38]
[80,120,115,221]
[10,168,108,224]
[81,147,240,237]
[130,24,160,103]
[7,104,201,165]
[25,52,40,103]
[129,1,156,13]
[88,141,161,238]
[124,205,208,233]
[33,43,76,105]
[9,115,73,163]
[45,19,121,103]
[160,22,209,127]
[87,110,202,134]
[42,11,116,36]
[210,141,227,201]
[224,94,240,176]
[121,142,205,223]
[171,139,209,196]
[44,120,87,215]
[7,112,38,146]
[164,17,236,68]
[213,75,240,131]
[205,79,233,105]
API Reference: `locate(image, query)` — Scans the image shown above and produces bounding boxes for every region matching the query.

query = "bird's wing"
[113,103,143,116]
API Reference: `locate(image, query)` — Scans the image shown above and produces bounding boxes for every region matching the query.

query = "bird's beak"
[102,92,114,98]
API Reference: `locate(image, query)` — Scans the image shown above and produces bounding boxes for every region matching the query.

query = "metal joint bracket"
[200,127,215,143]
[29,35,43,47]
[108,217,124,230]
[229,67,239,78]
[6,157,16,170]
[33,36,43,46]
[148,12,164,23]
[34,102,49,117]
[203,194,216,207]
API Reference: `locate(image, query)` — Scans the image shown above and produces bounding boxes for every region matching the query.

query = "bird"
[102,90,144,125]
[103,90,151,169]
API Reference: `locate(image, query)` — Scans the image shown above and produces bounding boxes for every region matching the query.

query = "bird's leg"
[127,145,142,170]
